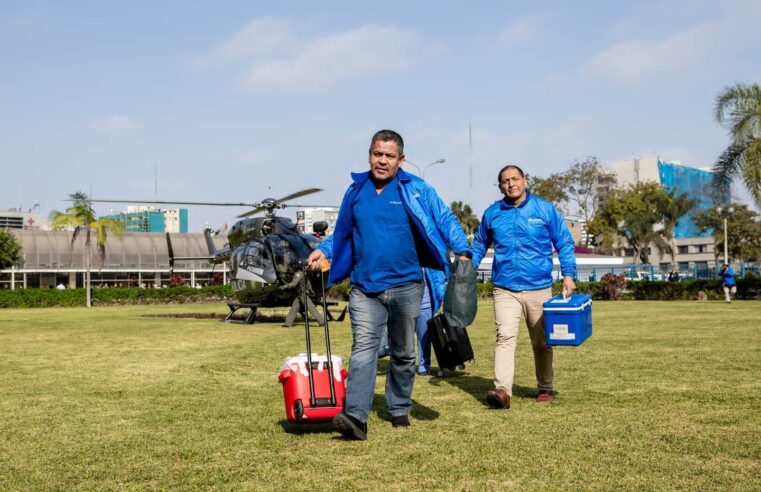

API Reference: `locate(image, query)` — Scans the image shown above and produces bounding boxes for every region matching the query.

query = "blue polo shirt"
[350,176,422,293]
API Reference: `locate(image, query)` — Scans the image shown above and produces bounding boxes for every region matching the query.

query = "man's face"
[499,167,527,203]
[369,140,404,184]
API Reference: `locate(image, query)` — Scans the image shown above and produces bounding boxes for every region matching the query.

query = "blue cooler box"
[543,293,592,346]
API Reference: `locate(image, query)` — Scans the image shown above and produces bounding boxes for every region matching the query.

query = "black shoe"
[391,414,410,428]
[333,413,367,441]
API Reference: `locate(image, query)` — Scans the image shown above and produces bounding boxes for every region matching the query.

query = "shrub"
[601,273,626,300]
[0,285,234,308]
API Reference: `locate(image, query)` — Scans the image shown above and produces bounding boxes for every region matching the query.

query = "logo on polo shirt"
[389,201,402,205]
[528,217,544,223]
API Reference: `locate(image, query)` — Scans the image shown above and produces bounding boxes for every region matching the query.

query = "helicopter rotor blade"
[236,188,324,218]
[281,204,338,209]
[89,199,258,207]
[273,188,323,206]
[236,205,267,218]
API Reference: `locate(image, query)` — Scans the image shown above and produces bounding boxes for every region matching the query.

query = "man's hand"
[307,249,326,271]
[458,254,470,262]
[562,276,576,299]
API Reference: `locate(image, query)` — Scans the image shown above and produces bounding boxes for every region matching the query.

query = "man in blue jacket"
[307,129,470,440]
[472,164,576,409]
[719,264,736,303]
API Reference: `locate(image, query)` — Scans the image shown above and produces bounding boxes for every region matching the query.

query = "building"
[162,208,188,233]
[295,208,339,235]
[0,229,227,289]
[605,157,721,268]
[0,208,44,230]
[102,206,188,233]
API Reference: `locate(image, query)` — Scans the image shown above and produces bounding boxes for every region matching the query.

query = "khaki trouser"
[493,286,553,395]
[724,285,737,302]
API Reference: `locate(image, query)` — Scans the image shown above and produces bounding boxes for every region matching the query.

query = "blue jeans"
[346,282,423,422]
[379,282,433,374]
[416,282,433,373]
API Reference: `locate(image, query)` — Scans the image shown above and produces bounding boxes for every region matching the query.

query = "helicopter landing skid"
[224,303,260,324]
[282,297,346,328]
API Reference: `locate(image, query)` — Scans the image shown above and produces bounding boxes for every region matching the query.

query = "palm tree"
[450,201,480,237]
[659,191,696,269]
[49,191,123,307]
[713,82,761,207]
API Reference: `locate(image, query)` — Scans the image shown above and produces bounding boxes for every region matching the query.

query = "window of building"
[678,262,689,270]
[677,245,689,254]
[696,244,707,253]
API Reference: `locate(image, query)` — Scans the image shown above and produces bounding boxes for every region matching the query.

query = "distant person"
[307,129,471,440]
[718,264,736,303]
[668,269,680,282]
[471,164,576,409]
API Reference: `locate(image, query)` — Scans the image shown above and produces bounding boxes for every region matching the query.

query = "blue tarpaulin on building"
[657,160,722,239]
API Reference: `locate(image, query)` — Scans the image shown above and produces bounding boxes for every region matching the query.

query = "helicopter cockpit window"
[245,242,267,268]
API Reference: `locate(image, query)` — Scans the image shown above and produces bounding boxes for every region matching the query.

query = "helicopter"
[92,188,344,324]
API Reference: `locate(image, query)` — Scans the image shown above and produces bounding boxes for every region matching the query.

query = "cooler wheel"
[294,399,304,419]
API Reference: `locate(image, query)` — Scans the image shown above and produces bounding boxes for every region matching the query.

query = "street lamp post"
[404,158,445,179]
[716,206,734,265]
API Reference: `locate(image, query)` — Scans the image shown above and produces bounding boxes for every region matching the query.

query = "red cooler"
[278,354,347,423]
[278,268,347,424]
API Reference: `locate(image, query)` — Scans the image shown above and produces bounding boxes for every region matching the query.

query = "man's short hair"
[497,164,525,182]
[370,129,404,155]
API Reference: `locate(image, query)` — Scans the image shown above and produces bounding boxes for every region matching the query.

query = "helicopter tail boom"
[165,232,229,274]
[204,228,230,263]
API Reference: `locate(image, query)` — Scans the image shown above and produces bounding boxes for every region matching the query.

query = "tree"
[0,229,22,269]
[712,82,761,207]
[528,172,568,214]
[529,156,617,246]
[587,182,670,263]
[693,204,761,263]
[50,191,123,306]
[660,191,697,268]
[449,201,480,236]
[566,156,607,235]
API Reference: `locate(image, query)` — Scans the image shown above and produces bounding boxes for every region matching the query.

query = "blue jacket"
[472,190,576,291]
[318,169,470,313]
[719,267,736,286]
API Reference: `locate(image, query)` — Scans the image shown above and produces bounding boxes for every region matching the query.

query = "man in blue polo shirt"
[472,164,576,409]
[308,129,470,440]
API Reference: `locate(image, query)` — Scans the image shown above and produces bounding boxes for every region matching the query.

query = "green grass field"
[1,301,759,490]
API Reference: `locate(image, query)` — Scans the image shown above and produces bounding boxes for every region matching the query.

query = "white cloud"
[243,25,417,91]
[583,23,718,83]
[497,15,543,45]
[200,17,293,65]
[93,115,136,137]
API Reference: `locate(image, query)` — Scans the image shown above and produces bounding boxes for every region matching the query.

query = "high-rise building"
[607,158,719,238]
[604,157,723,267]
[103,206,188,233]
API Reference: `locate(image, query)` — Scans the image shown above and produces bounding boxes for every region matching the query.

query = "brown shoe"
[486,388,511,409]
[536,390,556,403]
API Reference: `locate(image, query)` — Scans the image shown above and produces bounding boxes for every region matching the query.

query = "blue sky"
[3,0,761,231]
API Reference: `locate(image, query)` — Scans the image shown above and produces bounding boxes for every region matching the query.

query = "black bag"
[442,257,478,329]
[428,314,475,370]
